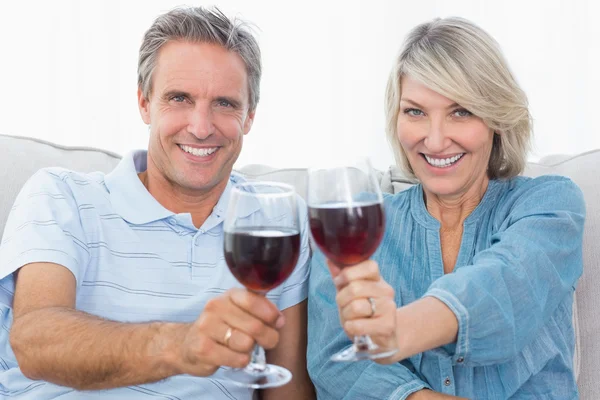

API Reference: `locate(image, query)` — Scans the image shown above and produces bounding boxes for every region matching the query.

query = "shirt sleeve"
[0,169,90,286]
[308,251,430,400]
[275,196,310,311]
[424,176,585,367]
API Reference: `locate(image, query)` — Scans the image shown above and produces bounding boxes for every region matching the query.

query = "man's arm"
[11,262,283,390]
[261,300,315,400]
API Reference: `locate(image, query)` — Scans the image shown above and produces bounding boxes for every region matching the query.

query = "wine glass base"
[221,363,292,389]
[331,343,398,362]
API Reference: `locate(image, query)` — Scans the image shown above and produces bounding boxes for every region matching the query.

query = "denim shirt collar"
[410,179,503,230]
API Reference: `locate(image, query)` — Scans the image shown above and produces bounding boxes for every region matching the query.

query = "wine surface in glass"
[224,227,300,292]
[309,202,384,266]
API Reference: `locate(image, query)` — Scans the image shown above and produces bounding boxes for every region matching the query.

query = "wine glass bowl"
[224,227,300,293]
[308,201,384,267]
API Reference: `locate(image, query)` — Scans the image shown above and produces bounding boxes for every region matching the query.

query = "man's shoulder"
[13,167,111,213]
[27,167,108,194]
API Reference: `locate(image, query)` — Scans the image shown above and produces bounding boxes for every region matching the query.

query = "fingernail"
[275,313,285,329]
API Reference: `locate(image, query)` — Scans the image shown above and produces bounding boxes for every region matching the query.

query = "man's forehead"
[153,41,249,96]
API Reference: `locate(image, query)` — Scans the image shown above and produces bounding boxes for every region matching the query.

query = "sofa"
[0,133,598,398]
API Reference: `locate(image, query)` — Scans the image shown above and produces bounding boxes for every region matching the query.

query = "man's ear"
[243,110,255,135]
[138,87,151,124]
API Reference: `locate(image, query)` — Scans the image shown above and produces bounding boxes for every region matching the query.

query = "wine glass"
[307,159,397,362]
[222,181,301,388]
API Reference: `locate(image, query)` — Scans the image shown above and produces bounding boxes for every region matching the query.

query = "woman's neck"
[424,178,489,230]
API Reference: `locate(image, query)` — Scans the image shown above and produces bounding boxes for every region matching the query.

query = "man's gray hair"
[138,6,261,111]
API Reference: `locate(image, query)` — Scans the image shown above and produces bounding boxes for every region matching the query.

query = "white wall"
[1,0,598,170]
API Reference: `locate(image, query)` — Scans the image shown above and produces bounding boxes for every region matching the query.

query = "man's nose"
[188,105,215,140]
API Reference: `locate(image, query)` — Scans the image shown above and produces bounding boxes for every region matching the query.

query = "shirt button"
[457,357,464,363]
[168,217,177,225]
[444,377,451,386]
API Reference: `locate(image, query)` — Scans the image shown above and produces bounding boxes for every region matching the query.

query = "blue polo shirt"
[0,150,310,399]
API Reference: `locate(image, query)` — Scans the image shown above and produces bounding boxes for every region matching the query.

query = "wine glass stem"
[354,334,377,351]
[248,344,267,372]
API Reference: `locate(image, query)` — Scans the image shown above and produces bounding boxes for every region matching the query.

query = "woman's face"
[397,76,494,201]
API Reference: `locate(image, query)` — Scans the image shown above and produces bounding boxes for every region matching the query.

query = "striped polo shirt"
[0,150,310,399]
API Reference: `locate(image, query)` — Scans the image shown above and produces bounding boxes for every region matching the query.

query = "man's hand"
[173,288,284,376]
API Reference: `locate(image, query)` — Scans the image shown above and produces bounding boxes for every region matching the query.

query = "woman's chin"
[420,179,465,199]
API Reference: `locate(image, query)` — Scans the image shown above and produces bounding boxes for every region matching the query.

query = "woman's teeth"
[424,153,464,168]
[179,144,218,157]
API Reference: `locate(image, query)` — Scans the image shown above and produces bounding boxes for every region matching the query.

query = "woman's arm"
[423,177,585,366]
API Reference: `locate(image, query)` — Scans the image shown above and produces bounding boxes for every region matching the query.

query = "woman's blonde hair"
[385,17,532,180]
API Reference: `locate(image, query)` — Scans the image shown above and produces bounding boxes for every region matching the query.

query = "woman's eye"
[453,108,472,117]
[404,108,424,116]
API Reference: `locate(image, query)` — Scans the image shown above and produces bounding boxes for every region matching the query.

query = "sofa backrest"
[0,133,598,398]
[0,134,121,237]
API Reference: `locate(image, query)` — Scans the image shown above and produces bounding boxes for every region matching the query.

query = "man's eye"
[404,108,423,116]
[171,95,186,102]
[217,99,232,107]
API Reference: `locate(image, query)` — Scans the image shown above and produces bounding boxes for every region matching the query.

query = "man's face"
[138,40,254,195]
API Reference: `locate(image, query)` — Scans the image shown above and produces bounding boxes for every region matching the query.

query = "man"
[0,7,313,399]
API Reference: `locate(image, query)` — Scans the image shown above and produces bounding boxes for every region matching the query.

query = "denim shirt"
[308,175,585,399]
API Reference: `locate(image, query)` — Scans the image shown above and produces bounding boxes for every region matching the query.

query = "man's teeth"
[179,144,218,157]
[424,153,464,168]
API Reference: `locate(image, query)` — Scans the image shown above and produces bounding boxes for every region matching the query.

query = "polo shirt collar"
[104,150,175,225]
[104,150,254,226]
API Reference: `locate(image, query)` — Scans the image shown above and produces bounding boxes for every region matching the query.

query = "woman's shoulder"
[383,185,418,208]
[494,175,585,216]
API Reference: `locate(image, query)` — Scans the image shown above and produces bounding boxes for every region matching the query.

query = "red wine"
[309,202,384,267]
[224,227,300,292]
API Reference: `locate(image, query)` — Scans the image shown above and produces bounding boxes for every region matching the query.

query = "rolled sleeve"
[424,287,470,365]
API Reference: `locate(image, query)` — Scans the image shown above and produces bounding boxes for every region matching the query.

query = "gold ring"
[223,327,233,347]
[368,297,376,317]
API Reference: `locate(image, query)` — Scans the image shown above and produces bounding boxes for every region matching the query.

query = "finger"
[220,299,280,350]
[344,315,396,339]
[336,280,394,309]
[341,297,379,321]
[216,325,255,354]
[229,288,283,327]
[333,260,381,288]
[185,334,251,372]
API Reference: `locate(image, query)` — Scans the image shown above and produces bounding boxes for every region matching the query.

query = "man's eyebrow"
[161,90,192,100]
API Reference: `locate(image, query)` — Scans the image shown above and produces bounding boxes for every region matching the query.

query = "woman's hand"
[328,259,398,364]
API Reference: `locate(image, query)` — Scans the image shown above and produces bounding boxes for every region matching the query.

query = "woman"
[307,17,585,399]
